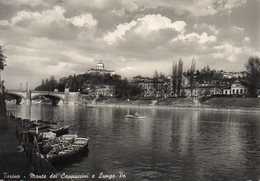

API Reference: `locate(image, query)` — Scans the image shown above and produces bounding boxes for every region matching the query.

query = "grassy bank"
[94,97,196,107]
[93,97,260,110]
[204,97,260,108]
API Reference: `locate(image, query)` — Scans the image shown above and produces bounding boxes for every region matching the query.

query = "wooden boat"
[46,137,89,163]
[28,122,70,137]
[40,134,78,154]
[124,113,146,119]
[50,125,70,137]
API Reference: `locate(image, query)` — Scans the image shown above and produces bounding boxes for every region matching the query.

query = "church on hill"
[87,61,115,75]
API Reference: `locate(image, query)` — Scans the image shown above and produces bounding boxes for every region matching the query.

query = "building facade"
[131,76,170,98]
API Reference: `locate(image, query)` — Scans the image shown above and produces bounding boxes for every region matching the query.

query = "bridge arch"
[31,93,64,104]
[5,92,26,104]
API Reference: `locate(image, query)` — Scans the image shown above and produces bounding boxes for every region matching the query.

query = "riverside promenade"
[0,112,57,180]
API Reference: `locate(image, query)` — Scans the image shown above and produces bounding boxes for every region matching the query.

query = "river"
[6,104,260,181]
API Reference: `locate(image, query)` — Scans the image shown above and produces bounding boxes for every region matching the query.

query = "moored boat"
[50,125,70,137]
[46,137,89,163]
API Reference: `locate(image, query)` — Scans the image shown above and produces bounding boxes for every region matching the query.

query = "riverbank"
[204,97,260,108]
[93,97,196,107]
[0,115,57,179]
[90,97,260,113]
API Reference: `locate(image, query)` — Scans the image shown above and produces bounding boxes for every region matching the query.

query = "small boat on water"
[124,113,146,119]
[45,136,89,163]
[28,123,70,137]
[50,125,70,137]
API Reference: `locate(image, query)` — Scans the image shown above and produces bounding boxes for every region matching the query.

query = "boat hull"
[46,139,89,163]
[124,115,146,119]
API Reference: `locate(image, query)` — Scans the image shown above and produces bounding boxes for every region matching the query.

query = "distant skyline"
[0,0,259,89]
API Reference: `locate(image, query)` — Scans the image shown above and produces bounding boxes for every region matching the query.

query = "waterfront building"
[82,84,115,97]
[131,76,169,98]
[221,80,248,96]
[230,80,248,95]
[95,85,115,97]
[181,79,231,98]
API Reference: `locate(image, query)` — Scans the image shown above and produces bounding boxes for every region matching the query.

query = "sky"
[0,0,259,89]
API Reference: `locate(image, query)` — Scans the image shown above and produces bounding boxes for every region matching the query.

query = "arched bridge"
[5,89,67,105]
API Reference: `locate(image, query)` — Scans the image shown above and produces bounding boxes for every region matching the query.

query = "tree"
[0,45,7,70]
[177,59,183,97]
[187,59,196,97]
[172,63,177,96]
[245,56,260,97]
[153,70,160,97]
[153,70,159,79]
[35,76,58,91]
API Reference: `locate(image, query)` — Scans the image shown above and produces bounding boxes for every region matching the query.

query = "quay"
[0,113,57,180]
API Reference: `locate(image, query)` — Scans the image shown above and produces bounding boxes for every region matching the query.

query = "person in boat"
[134,112,141,117]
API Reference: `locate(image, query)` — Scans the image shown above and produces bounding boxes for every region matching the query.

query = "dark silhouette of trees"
[245,56,260,97]
[172,63,177,96]
[35,72,141,98]
[177,59,183,97]
[196,65,222,82]
[187,59,196,97]
[114,78,141,98]
[172,59,184,97]
[0,45,6,70]
[35,76,58,91]
[153,70,160,97]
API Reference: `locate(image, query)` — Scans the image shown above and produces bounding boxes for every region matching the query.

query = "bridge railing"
[31,91,65,94]
[5,89,27,92]
[5,89,65,94]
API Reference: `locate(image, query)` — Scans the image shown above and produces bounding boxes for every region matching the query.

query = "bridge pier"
[25,99,31,105]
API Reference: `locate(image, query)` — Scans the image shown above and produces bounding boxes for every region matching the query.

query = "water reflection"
[6,104,260,181]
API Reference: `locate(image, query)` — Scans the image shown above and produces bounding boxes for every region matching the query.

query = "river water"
[6,104,260,181]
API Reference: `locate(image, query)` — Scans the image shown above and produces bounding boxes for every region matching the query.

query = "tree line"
[182,56,260,97]
[35,56,260,98]
[35,73,141,98]
[0,45,6,71]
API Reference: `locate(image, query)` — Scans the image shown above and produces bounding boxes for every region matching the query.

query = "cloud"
[134,15,186,34]
[194,23,219,35]
[0,6,65,26]
[121,0,139,12]
[0,6,98,29]
[67,14,98,28]
[211,42,260,69]
[132,0,247,16]
[0,0,258,89]
[103,14,186,44]
[1,0,48,7]
[218,25,249,46]
[103,21,137,44]
[173,32,217,44]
